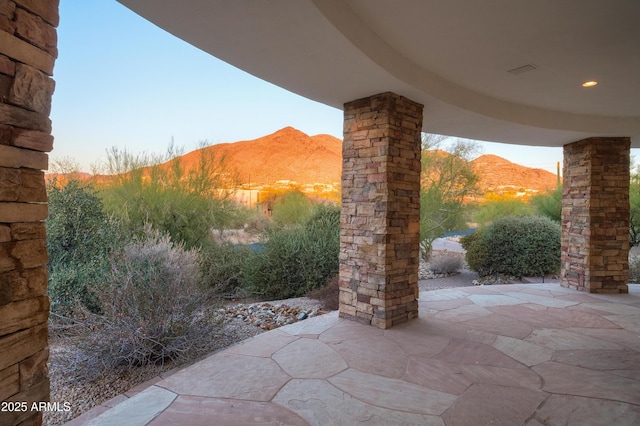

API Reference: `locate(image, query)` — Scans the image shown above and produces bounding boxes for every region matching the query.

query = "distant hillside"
[173,127,342,186]
[48,128,561,197]
[471,154,559,195]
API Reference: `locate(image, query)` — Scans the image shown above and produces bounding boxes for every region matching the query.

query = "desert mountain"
[175,127,342,186]
[175,129,558,195]
[49,127,560,197]
[471,154,559,195]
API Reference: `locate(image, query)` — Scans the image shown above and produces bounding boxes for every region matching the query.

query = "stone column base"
[339,92,423,328]
[561,137,630,293]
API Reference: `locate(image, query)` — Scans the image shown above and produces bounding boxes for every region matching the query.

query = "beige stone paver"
[273,379,444,426]
[457,364,542,390]
[85,386,176,426]
[534,362,640,404]
[404,357,471,394]
[147,396,308,426]
[434,338,527,369]
[225,329,298,357]
[525,328,624,350]
[492,335,553,366]
[553,348,640,370]
[272,338,347,378]
[279,310,340,336]
[66,284,640,426]
[544,305,621,328]
[505,291,579,308]
[459,312,533,338]
[604,314,640,333]
[433,303,493,322]
[158,353,290,401]
[442,383,547,426]
[327,335,410,379]
[329,369,457,415]
[533,394,640,426]
[318,316,383,343]
[567,326,640,351]
[581,302,640,315]
[384,327,451,356]
[467,293,526,307]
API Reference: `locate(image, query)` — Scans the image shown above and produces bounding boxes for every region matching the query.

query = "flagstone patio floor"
[66,282,640,425]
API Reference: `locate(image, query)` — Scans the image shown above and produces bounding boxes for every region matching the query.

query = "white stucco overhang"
[118,0,640,147]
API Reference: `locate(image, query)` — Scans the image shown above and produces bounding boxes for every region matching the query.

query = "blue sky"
[50,0,568,174]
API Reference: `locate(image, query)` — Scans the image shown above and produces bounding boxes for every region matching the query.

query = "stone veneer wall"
[339,92,423,329]
[561,137,630,293]
[0,1,58,425]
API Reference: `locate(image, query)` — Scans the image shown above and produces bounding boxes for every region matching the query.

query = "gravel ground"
[45,297,323,426]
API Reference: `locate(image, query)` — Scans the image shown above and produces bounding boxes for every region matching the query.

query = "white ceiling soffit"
[117,0,640,147]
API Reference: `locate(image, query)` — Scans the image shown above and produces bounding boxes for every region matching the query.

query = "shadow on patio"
[66,283,640,425]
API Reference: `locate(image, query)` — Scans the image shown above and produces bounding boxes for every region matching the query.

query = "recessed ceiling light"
[582,80,598,87]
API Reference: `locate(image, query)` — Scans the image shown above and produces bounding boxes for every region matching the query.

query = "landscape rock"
[225,302,321,330]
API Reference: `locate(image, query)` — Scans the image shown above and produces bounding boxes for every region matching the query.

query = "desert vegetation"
[461,215,561,278]
[419,134,479,259]
[47,145,340,379]
[416,133,565,278]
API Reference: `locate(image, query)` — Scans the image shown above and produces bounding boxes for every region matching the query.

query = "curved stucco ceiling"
[118,0,640,147]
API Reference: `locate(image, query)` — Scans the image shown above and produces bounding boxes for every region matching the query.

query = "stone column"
[561,137,630,293]
[339,92,423,329]
[0,1,58,425]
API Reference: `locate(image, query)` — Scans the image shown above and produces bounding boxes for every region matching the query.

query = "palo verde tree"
[420,133,480,259]
[98,141,243,248]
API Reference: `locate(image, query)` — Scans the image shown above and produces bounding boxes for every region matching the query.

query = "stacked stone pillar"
[561,137,630,293]
[0,1,58,425]
[339,92,423,329]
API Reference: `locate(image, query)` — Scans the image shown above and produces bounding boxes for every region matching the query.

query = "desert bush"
[427,252,464,274]
[199,240,252,296]
[530,186,562,222]
[74,227,218,368]
[271,190,316,226]
[462,215,560,278]
[46,180,123,313]
[243,204,340,299]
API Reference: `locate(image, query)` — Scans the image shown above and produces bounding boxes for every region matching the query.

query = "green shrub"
[462,215,560,278]
[75,227,217,368]
[271,190,315,226]
[530,186,562,222]
[461,230,488,275]
[199,240,252,296]
[46,180,122,313]
[243,204,340,299]
[99,145,239,249]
